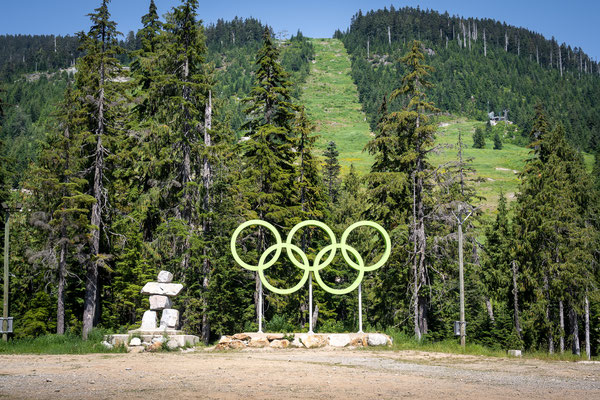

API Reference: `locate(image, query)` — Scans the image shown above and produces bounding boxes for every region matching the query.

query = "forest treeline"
[335,6,600,151]
[0,0,599,358]
[0,16,312,184]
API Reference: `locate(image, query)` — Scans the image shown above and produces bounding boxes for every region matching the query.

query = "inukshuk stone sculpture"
[139,271,183,331]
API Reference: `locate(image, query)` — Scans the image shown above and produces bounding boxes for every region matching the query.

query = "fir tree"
[294,107,327,329]
[240,27,299,326]
[76,0,124,339]
[323,141,341,203]
[472,127,486,148]
[26,85,93,335]
[393,40,438,339]
[149,0,213,339]
[131,0,163,117]
[493,131,503,150]
[514,109,594,354]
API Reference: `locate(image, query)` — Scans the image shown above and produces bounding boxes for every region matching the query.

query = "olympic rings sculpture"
[230,220,391,295]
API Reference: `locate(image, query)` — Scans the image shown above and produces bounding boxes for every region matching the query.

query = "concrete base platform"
[104,330,199,350]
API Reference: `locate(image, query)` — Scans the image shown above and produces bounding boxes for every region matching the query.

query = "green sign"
[230,220,391,295]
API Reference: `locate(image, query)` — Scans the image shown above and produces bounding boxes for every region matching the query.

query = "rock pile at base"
[215,333,392,350]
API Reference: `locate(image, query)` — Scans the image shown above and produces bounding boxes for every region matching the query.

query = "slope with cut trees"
[336,6,600,151]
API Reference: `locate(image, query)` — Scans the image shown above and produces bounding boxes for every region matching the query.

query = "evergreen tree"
[76,0,124,339]
[393,41,438,340]
[240,27,299,326]
[365,41,438,337]
[26,85,93,335]
[323,141,341,203]
[148,0,213,338]
[294,107,327,328]
[130,0,163,117]
[493,131,503,150]
[472,127,486,148]
[514,107,594,354]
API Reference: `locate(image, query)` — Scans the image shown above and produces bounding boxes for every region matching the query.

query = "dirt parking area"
[1,349,599,399]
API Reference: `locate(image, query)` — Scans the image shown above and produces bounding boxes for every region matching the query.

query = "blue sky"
[1,1,599,59]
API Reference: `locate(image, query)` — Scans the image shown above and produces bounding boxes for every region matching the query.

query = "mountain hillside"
[301,38,372,173]
[336,6,600,151]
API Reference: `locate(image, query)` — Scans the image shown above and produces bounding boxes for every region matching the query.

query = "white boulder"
[129,337,142,346]
[140,310,157,330]
[141,282,183,297]
[328,334,351,347]
[157,271,173,283]
[166,339,179,350]
[149,295,172,310]
[367,333,389,346]
[160,309,179,329]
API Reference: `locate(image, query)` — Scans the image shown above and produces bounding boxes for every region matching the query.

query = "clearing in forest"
[301,38,373,174]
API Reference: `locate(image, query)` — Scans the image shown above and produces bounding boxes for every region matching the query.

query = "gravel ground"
[1,349,599,399]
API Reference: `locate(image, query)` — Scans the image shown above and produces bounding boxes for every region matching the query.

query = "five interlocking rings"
[230,220,391,295]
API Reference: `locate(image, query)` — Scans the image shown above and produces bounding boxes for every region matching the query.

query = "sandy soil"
[1,349,599,399]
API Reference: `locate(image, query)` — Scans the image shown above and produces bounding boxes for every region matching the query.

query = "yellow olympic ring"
[230,220,391,295]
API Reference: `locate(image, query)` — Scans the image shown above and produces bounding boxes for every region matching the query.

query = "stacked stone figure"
[139,271,183,331]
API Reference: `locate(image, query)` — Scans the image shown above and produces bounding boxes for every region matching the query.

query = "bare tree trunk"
[366,39,369,58]
[57,231,66,335]
[483,29,486,57]
[536,46,539,65]
[468,21,471,51]
[388,26,391,46]
[413,111,428,338]
[83,53,105,339]
[559,45,563,77]
[543,274,554,353]
[512,260,522,340]
[201,90,212,345]
[412,172,421,340]
[504,31,508,52]
[585,295,591,360]
[559,299,565,353]
[485,298,495,323]
[570,305,580,356]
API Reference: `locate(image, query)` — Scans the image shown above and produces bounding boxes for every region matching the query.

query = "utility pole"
[454,203,475,348]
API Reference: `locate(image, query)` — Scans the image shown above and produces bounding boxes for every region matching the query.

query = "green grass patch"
[431,117,594,210]
[384,328,595,361]
[0,328,126,354]
[301,38,373,175]
[303,40,594,212]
